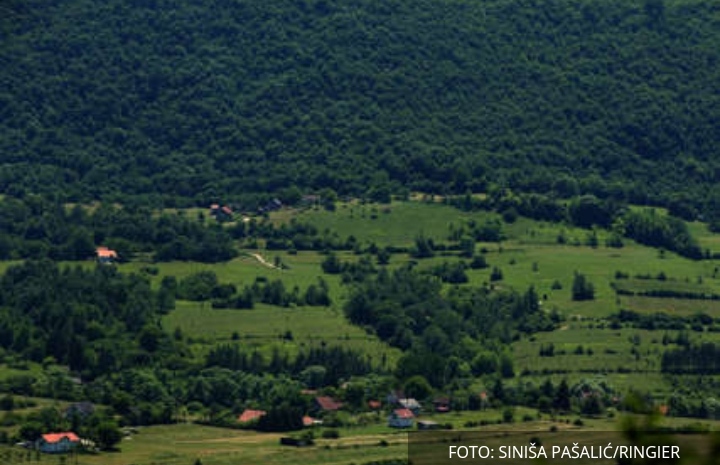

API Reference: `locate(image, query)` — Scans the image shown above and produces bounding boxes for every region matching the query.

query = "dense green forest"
[2,0,720,220]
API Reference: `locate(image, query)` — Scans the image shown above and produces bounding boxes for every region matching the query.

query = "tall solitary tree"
[571,271,595,301]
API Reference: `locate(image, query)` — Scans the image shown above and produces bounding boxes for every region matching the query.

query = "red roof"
[368,400,382,409]
[302,415,316,427]
[42,432,80,444]
[238,409,266,423]
[221,206,233,215]
[393,408,415,419]
[315,396,343,411]
[96,247,118,258]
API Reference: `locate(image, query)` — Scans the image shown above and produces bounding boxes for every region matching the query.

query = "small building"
[301,195,320,207]
[417,420,442,430]
[238,409,266,424]
[210,204,233,221]
[433,397,451,413]
[37,432,80,454]
[368,400,382,410]
[302,415,322,427]
[388,408,415,428]
[258,198,283,214]
[314,396,343,413]
[96,246,118,264]
[398,398,421,415]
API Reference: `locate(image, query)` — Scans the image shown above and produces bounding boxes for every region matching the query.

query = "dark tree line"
[0,197,236,263]
[206,344,374,386]
[661,343,720,374]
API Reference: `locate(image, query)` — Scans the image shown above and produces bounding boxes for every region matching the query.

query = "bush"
[322,429,340,439]
[502,408,515,423]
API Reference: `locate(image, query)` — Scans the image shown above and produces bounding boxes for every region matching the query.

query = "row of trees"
[0,197,236,263]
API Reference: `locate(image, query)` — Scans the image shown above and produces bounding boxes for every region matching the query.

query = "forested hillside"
[2,0,720,216]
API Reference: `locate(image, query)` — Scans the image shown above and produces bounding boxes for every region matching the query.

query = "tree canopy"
[1,0,719,217]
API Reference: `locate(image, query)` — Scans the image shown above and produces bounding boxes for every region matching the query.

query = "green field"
[3,414,718,465]
[164,301,401,366]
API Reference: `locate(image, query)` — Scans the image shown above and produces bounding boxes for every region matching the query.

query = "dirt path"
[250,252,282,270]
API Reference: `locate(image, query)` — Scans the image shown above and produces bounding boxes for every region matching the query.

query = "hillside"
[2,0,720,218]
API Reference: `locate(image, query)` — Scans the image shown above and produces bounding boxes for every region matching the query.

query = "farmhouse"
[388,408,415,428]
[302,415,322,427]
[417,420,442,430]
[96,246,118,264]
[314,396,343,413]
[237,409,266,424]
[36,432,80,454]
[433,397,451,413]
[209,204,234,221]
[397,398,421,414]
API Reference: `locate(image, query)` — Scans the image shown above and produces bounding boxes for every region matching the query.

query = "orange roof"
[42,432,80,443]
[210,204,220,209]
[96,247,118,258]
[302,415,316,427]
[315,396,343,411]
[393,408,415,419]
[368,400,382,409]
[238,409,266,423]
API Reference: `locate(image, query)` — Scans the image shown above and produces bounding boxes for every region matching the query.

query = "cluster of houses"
[209,198,283,222]
[238,393,455,431]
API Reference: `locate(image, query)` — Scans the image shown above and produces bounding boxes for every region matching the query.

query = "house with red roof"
[388,408,415,428]
[210,204,233,221]
[368,400,382,410]
[302,415,322,427]
[433,397,451,413]
[96,246,118,264]
[37,432,80,454]
[237,409,266,424]
[314,396,343,413]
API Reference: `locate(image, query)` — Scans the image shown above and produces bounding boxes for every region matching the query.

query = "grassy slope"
[269,201,720,397]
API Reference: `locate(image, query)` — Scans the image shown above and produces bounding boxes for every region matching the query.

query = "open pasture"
[163,301,401,366]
